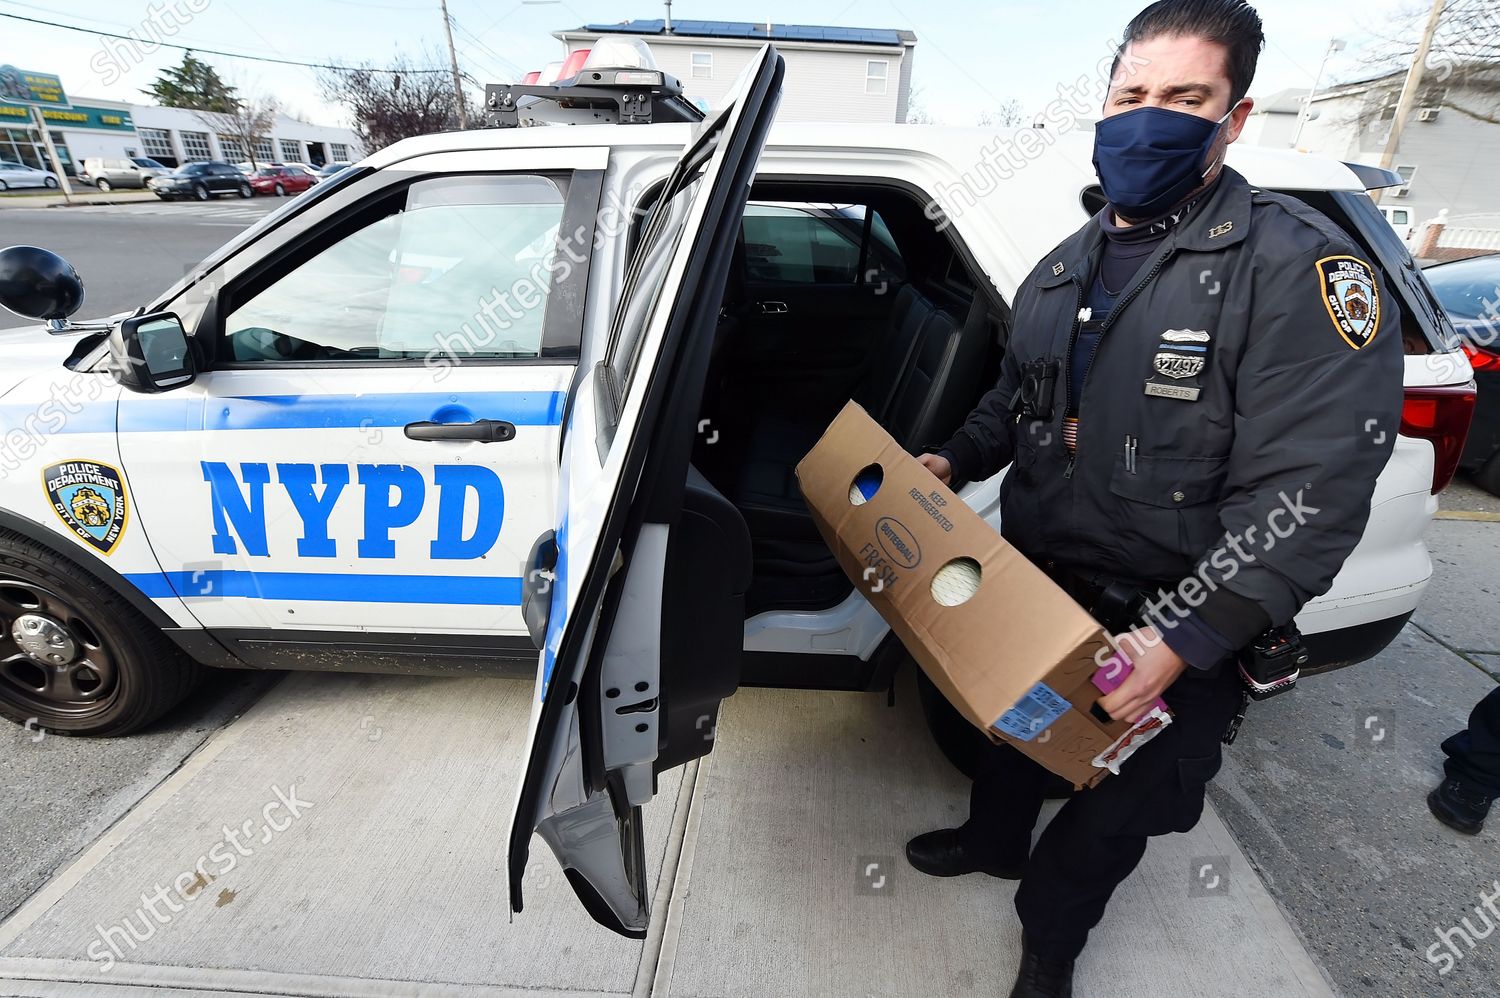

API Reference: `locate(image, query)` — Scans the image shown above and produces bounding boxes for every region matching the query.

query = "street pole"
[440,0,470,130]
[31,106,72,203]
[1290,38,1345,150]
[1379,0,1446,174]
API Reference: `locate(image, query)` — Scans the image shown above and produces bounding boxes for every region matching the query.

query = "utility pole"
[440,0,470,130]
[31,106,72,203]
[1379,0,1446,173]
[1291,38,1345,150]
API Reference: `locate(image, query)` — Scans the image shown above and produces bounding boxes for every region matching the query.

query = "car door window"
[222,174,567,363]
[741,203,905,285]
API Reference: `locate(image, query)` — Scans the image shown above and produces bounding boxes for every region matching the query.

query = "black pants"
[957,665,1244,962]
[1442,685,1500,796]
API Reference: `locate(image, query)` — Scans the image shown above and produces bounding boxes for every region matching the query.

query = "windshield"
[254,168,279,177]
[133,158,165,169]
[1424,257,1499,322]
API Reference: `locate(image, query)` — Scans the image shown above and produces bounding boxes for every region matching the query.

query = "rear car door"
[509,44,783,937]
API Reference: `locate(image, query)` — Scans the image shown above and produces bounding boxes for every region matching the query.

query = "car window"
[1423,257,1498,322]
[222,174,567,363]
[742,204,863,284]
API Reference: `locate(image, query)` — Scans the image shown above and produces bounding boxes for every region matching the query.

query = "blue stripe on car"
[124,570,524,605]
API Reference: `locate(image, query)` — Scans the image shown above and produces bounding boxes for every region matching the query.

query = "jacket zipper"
[1063,247,1173,479]
[1060,277,1086,477]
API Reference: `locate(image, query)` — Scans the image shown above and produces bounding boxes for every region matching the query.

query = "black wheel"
[95,178,112,192]
[273,183,285,197]
[193,183,209,201]
[0,530,201,736]
[44,177,58,189]
[237,182,252,199]
[1473,451,1500,497]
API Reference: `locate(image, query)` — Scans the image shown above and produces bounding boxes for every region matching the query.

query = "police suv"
[0,45,1475,936]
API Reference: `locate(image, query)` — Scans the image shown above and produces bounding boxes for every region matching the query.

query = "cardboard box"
[795,402,1169,789]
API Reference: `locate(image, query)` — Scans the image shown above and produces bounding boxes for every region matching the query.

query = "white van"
[79,157,171,191]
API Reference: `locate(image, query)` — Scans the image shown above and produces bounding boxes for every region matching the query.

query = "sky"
[0,0,1424,129]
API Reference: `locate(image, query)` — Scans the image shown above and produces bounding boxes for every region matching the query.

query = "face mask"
[1092,105,1235,220]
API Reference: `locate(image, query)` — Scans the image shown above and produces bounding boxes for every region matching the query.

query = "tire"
[193,183,209,201]
[95,178,112,192]
[0,530,201,736]
[915,666,1076,797]
[1473,451,1500,497]
[44,177,58,189]
[238,183,252,199]
[0,180,8,192]
[273,183,285,197]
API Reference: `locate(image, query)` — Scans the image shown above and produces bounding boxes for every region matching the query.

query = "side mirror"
[0,245,85,328]
[110,312,197,393]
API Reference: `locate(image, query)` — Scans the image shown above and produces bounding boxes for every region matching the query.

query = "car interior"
[686,180,1010,632]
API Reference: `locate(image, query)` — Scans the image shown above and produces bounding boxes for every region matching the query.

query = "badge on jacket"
[1144,329,1210,401]
[1317,255,1381,350]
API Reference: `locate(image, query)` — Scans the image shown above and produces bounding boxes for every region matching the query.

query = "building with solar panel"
[553,18,917,123]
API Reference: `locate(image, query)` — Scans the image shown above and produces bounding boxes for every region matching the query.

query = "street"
[0,197,278,327]
[0,199,1497,998]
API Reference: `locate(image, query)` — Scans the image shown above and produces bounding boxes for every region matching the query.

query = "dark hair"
[1111,0,1266,106]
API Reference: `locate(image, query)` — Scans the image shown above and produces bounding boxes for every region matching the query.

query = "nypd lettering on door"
[201,461,504,560]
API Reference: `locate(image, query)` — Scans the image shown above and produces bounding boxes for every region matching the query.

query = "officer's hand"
[1098,627,1188,724]
[918,453,952,485]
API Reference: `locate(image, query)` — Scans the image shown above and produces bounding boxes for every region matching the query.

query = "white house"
[551,19,917,124]
[1244,65,1500,230]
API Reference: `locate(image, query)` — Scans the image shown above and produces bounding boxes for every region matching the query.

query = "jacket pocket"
[1108,453,1230,559]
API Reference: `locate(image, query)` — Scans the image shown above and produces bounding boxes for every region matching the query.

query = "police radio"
[1237,624,1308,701]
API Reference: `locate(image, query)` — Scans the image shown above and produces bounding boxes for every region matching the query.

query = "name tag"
[1144,382,1201,401]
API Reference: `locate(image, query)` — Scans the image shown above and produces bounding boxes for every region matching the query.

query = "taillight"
[1400,384,1476,493]
[1461,339,1500,373]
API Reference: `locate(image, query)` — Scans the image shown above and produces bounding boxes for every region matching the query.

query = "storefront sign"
[0,103,134,131]
[0,66,69,107]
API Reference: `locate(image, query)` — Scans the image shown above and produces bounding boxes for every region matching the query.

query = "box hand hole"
[849,464,884,505]
[931,557,982,606]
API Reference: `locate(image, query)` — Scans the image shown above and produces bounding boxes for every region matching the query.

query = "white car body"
[0,160,59,190]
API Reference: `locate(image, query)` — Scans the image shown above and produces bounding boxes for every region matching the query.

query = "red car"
[248,165,316,197]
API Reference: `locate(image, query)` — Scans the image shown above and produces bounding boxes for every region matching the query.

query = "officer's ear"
[1224,97,1254,145]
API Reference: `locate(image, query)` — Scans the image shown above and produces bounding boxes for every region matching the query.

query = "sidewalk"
[0,669,1332,997]
[0,191,157,209]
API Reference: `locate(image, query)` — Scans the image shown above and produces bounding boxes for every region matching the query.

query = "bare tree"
[977,99,1026,128]
[904,85,937,125]
[196,94,279,168]
[319,54,468,152]
[1360,0,1500,125]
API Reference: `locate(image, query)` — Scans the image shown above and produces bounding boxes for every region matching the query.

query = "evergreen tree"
[143,53,241,112]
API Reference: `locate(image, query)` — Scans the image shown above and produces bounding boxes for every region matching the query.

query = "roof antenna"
[663,0,672,33]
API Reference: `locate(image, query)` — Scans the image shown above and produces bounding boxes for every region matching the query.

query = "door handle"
[758,300,789,314]
[403,419,517,442]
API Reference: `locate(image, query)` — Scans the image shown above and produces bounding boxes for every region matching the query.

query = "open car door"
[509,45,784,937]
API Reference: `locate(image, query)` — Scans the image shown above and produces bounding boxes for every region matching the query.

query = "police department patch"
[43,460,127,555]
[1317,255,1381,350]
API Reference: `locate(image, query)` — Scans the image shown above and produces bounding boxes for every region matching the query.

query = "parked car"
[79,157,171,192]
[1423,254,1500,494]
[1379,203,1415,242]
[314,161,352,179]
[0,43,1477,937]
[248,165,316,197]
[280,162,320,181]
[148,161,252,201]
[0,161,59,191]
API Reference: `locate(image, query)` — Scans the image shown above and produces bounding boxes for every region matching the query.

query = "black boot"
[1008,937,1075,998]
[904,828,1023,878]
[1428,777,1494,835]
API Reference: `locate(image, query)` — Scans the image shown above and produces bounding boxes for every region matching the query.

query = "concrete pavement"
[0,667,1332,998]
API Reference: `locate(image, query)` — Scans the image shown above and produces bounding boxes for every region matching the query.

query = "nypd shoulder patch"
[43,460,128,555]
[1316,255,1381,350]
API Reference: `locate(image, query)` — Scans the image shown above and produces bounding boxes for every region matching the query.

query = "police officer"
[908,2,1404,995]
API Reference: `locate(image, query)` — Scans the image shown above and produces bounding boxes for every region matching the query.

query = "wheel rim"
[275,184,284,196]
[0,576,119,721]
[98,180,110,191]
[195,185,208,200]
[45,178,57,188]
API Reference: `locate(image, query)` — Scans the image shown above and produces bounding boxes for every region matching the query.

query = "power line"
[0,10,449,74]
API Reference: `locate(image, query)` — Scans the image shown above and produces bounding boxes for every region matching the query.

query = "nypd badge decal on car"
[1317,255,1381,350]
[43,460,128,555]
